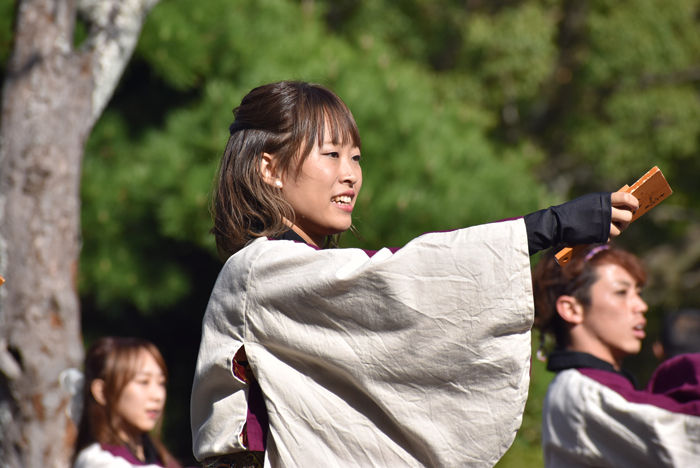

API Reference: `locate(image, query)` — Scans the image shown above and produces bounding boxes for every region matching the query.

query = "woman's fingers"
[610,220,623,238]
[611,192,639,211]
[609,192,639,239]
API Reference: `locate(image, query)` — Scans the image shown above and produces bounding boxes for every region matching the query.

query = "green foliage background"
[4,0,700,465]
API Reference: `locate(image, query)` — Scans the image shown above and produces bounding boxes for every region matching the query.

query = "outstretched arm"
[524,192,639,256]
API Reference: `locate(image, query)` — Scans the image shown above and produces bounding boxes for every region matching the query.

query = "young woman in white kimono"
[190,81,639,468]
[533,246,700,468]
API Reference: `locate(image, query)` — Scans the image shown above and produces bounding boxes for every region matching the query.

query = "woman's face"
[581,263,648,364]
[115,350,166,435]
[281,135,362,246]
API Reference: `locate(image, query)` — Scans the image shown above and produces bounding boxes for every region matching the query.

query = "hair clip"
[584,244,610,262]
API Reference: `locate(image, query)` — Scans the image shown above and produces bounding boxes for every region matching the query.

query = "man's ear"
[260,152,282,188]
[91,379,107,406]
[556,295,585,325]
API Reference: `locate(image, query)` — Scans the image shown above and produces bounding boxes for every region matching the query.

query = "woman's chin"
[326,223,353,236]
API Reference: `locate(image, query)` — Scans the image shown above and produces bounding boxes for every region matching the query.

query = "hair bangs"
[299,84,361,152]
[320,101,361,150]
[287,85,361,178]
[590,249,647,288]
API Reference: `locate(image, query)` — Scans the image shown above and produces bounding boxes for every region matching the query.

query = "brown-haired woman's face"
[115,349,166,434]
[582,263,648,362]
[281,130,362,246]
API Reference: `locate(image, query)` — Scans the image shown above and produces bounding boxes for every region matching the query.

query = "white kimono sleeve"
[191,219,533,467]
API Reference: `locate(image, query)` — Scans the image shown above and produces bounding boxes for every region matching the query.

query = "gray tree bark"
[0,1,160,467]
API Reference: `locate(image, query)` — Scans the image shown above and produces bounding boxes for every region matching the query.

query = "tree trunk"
[0,1,159,466]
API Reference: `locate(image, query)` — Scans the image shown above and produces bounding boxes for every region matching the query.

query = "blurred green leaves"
[464,3,558,104]
[76,0,551,312]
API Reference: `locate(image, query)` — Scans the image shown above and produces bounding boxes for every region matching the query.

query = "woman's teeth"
[332,196,351,205]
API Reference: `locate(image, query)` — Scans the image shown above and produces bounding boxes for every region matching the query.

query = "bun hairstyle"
[532,245,647,350]
[212,81,362,258]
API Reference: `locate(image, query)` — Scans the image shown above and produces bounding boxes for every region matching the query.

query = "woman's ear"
[91,379,107,406]
[556,295,585,325]
[260,152,282,188]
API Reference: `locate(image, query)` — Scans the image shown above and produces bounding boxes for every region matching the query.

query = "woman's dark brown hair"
[74,337,179,467]
[532,245,647,349]
[212,81,362,258]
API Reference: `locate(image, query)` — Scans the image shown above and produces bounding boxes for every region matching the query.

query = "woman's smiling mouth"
[331,195,352,205]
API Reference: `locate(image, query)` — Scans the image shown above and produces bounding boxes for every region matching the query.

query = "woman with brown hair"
[533,245,700,467]
[73,337,182,468]
[191,80,639,467]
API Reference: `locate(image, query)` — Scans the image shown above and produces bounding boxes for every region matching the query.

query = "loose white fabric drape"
[192,219,533,467]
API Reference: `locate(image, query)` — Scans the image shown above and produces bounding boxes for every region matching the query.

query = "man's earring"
[275,180,282,188]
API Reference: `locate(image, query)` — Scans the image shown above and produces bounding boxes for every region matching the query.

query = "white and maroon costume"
[74,442,170,468]
[542,351,700,467]
[191,194,613,467]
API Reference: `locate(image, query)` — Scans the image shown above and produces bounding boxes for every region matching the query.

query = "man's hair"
[532,245,647,349]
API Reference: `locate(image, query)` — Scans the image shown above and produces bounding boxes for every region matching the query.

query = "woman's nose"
[339,164,359,185]
[342,171,358,185]
[152,385,166,402]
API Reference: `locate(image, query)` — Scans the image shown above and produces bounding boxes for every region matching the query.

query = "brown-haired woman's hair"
[532,245,647,350]
[73,337,180,467]
[211,81,362,258]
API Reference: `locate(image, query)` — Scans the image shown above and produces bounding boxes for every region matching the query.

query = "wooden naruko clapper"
[555,166,672,266]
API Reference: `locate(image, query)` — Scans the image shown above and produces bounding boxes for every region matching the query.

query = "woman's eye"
[324,152,339,158]
[352,155,362,162]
